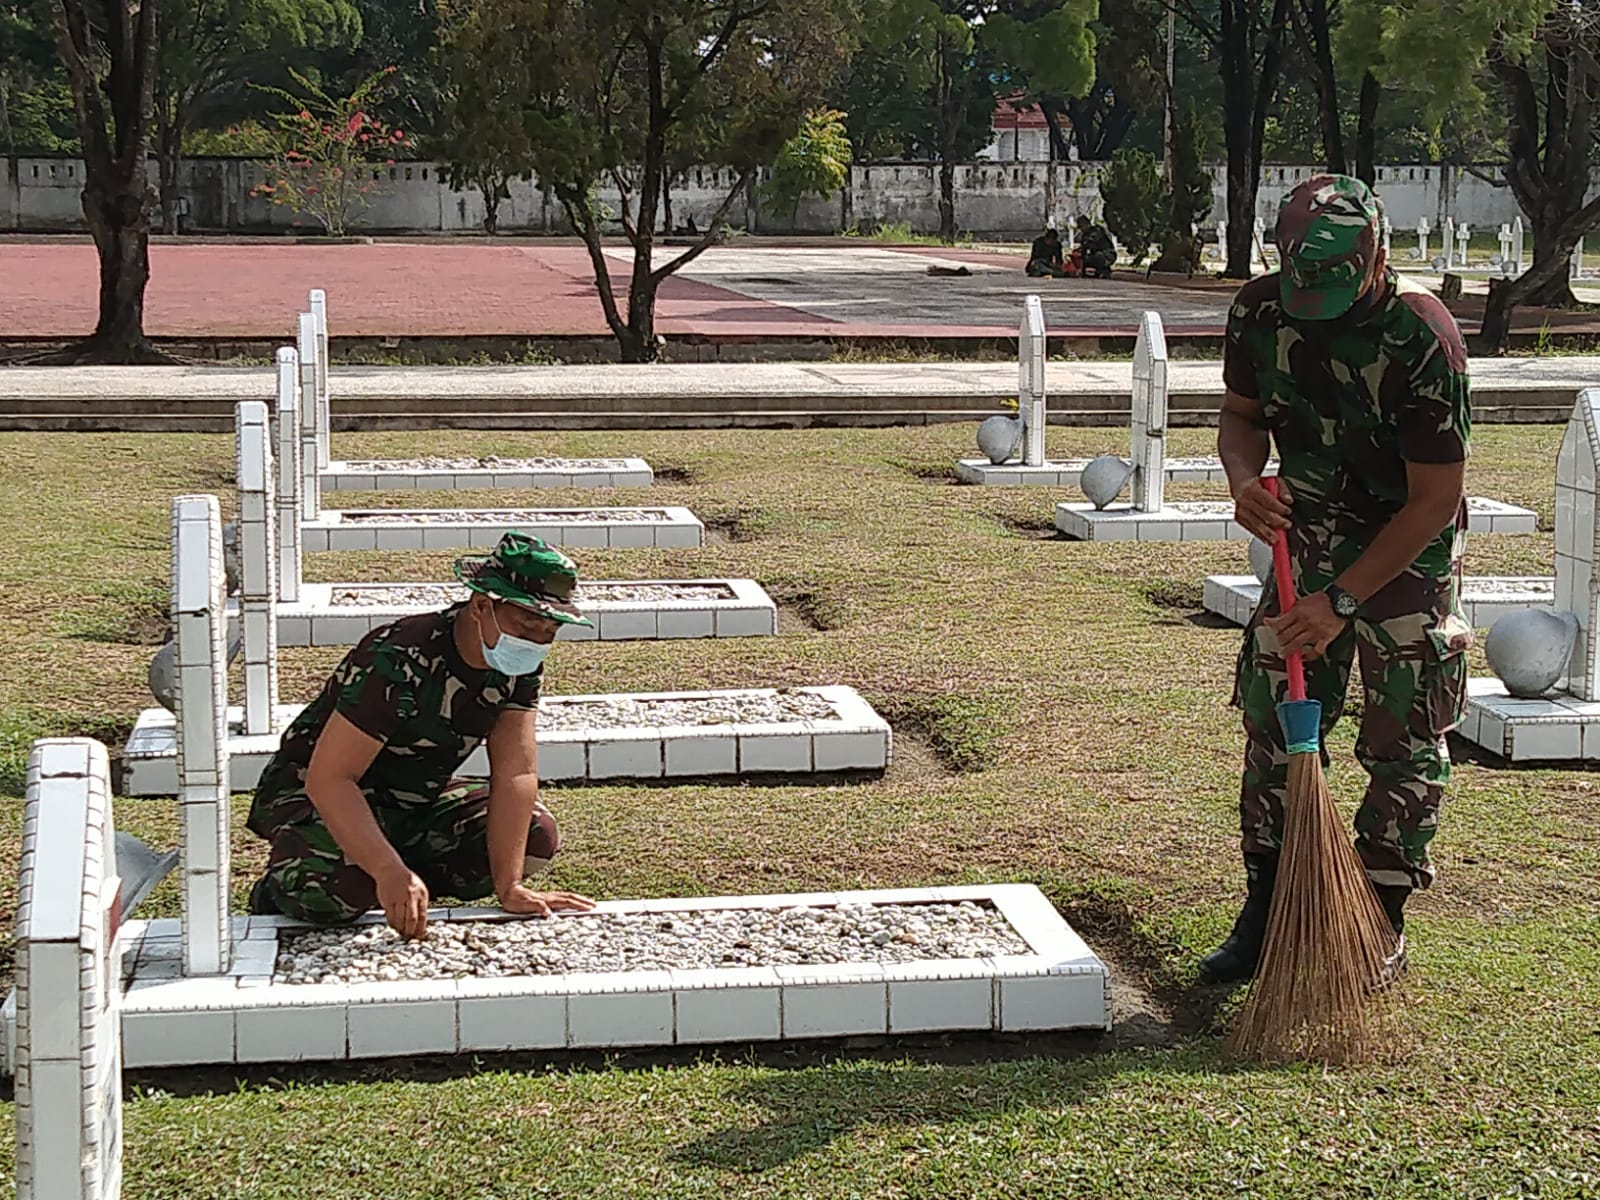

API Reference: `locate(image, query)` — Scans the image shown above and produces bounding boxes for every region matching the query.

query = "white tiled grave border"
[241,578,778,646]
[54,885,1108,1069]
[955,456,1274,487]
[1202,575,1556,630]
[1056,496,1537,543]
[323,457,654,492]
[122,685,892,795]
[1457,676,1600,762]
[299,506,704,552]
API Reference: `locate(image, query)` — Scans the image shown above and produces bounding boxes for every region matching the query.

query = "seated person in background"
[1026,227,1069,277]
[1075,215,1117,278]
[246,532,596,939]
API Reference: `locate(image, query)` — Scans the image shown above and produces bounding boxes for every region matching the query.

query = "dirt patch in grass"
[878,694,1004,775]
[651,465,698,485]
[988,512,1063,540]
[702,507,773,544]
[883,728,955,783]
[768,585,849,632]
[1139,579,1204,612]
[60,580,171,645]
[894,460,961,485]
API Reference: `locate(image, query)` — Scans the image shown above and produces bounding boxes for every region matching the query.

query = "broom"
[1227,479,1406,1066]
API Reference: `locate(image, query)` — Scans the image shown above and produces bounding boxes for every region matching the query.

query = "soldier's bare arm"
[305,711,430,939]
[485,709,595,917]
[1220,389,1291,540]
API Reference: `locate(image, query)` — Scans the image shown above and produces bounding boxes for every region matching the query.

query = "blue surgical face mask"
[480,604,552,676]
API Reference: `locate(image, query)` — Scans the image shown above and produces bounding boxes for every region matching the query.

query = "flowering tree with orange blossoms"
[252,66,410,236]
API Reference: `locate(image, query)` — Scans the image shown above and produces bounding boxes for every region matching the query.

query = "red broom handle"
[1263,477,1307,702]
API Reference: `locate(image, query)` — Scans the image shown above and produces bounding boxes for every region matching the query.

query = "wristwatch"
[1324,584,1359,619]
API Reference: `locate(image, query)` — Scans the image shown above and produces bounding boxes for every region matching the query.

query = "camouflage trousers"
[250,779,561,925]
[1233,546,1473,890]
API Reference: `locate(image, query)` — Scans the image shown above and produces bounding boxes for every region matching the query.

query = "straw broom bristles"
[1227,752,1407,1066]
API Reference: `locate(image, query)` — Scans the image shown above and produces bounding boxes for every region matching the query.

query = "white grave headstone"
[1416,216,1430,263]
[1574,236,1585,280]
[1555,391,1600,701]
[1498,223,1512,271]
[296,312,320,522]
[1019,294,1046,468]
[308,290,330,471]
[1381,214,1392,258]
[1130,311,1169,513]
[14,737,123,1200]
[275,348,302,605]
[1512,216,1525,274]
[1214,220,1227,263]
[1457,223,1471,268]
[1442,217,1455,269]
[171,494,233,976]
[235,401,279,736]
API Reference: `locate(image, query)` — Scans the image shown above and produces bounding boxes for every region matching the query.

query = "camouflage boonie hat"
[1275,174,1382,320]
[453,532,592,627]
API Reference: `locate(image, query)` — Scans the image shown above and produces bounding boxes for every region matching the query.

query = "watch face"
[1332,590,1359,617]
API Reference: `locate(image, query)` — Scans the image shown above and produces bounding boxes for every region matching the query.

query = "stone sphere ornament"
[1484,608,1579,698]
[1080,454,1134,509]
[1248,537,1274,586]
[976,414,1026,465]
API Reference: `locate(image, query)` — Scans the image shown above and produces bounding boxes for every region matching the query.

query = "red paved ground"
[0,241,843,340]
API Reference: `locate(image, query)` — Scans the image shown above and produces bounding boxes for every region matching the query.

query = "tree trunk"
[75,177,163,361]
[1040,98,1072,161]
[1354,71,1380,187]
[156,113,181,235]
[621,274,659,363]
[938,158,956,242]
[1526,219,1578,307]
[1474,225,1584,353]
[1219,1,1257,278]
[663,175,673,235]
[1296,0,1346,174]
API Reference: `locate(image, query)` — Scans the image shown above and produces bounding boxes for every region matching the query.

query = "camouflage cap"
[1275,174,1382,320]
[453,532,592,627]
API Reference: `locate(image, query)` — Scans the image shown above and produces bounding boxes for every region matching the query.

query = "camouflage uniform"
[248,603,558,923]
[1225,178,1474,891]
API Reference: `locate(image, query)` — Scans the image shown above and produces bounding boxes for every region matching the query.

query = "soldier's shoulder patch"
[1393,279,1468,373]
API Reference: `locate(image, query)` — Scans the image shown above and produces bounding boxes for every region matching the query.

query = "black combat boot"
[1373,884,1411,986]
[1198,854,1278,984]
[247,876,280,916]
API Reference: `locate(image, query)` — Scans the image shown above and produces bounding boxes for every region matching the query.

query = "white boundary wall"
[3,157,1556,236]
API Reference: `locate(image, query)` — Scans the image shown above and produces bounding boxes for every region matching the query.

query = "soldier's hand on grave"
[498,884,597,918]
[377,865,431,939]
[1232,475,1292,542]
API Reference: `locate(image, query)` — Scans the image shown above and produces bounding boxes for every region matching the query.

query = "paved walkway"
[0,240,1235,340]
[5,354,1594,404]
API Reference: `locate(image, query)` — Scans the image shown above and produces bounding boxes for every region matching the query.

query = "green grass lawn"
[0,422,1597,1199]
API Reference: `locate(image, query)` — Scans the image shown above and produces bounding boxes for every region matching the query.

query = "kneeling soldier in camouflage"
[247,532,596,939]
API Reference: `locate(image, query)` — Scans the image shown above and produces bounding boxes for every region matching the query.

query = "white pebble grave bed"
[340,508,672,524]
[327,581,738,607]
[277,901,1030,985]
[338,456,638,472]
[322,456,654,491]
[299,505,705,551]
[93,885,1111,1066]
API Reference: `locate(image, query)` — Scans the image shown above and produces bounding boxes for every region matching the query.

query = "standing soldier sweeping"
[246,533,596,939]
[1203,175,1475,983]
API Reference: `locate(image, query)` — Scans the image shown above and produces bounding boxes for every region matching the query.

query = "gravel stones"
[339,456,637,472]
[276,901,1029,984]
[328,582,738,608]
[539,691,836,730]
[340,509,672,524]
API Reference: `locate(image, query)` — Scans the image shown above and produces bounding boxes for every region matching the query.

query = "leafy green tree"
[153,0,360,232]
[985,0,1105,159]
[443,0,859,362]
[1,0,77,152]
[763,107,853,221]
[49,0,166,362]
[1099,147,1165,264]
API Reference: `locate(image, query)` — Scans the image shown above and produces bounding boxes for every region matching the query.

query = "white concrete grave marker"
[1498,224,1513,272]
[1574,236,1585,281]
[1019,293,1046,468]
[1556,392,1600,702]
[1214,220,1226,262]
[1513,216,1525,274]
[308,289,330,471]
[1381,214,1391,258]
[1457,222,1471,268]
[14,737,123,1200]
[275,347,302,605]
[235,401,279,736]
[1130,310,1169,513]
[296,312,321,522]
[1442,217,1455,268]
[171,494,233,976]
[1416,217,1430,262]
